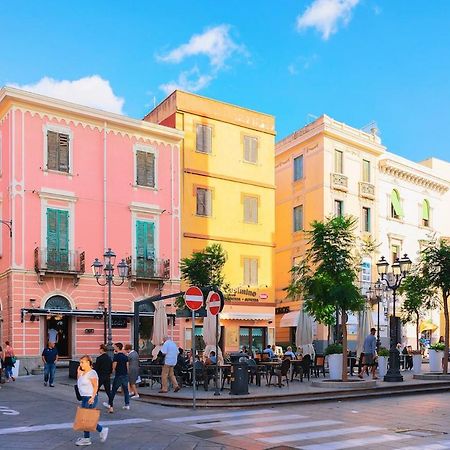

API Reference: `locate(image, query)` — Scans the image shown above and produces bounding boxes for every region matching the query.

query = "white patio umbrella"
[151,300,168,359]
[296,306,315,358]
[356,305,374,355]
[203,309,224,365]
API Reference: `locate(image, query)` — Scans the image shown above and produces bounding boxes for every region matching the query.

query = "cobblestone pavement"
[0,373,449,449]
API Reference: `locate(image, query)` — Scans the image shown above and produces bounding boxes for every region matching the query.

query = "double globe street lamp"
[376,253,412,382]
[92,249,128,358]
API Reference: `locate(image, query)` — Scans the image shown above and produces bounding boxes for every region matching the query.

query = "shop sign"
[112,317,128,328]
[226,287,259,303]
[275,306,290,315]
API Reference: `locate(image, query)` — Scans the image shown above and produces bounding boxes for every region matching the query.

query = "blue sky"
[1,1,449,163]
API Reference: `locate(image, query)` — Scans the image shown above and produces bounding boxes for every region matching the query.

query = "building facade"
[0,87,183,370]
[145,91,276,354]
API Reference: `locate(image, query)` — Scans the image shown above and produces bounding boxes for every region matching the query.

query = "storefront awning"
[419,320,438,333]
[220,312,274,321]
[280,310,299,327]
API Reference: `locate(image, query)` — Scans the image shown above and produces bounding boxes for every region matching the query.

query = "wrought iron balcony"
[126,256,170,284]
[330,172,348,191]
[359,181,375,199]
[34,247,85,285]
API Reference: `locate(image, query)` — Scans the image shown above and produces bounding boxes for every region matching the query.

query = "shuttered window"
[243,136,258,163]
[136,150,155,187]
[243,196,258,223]
[390,189,403,219]
[196,188,212,216]
[47,131,70,172]
[136,220,155,277]
[46,208,69,270]
[362,159,371,182]
[196,124,212,154]
[334,150,343,174]
[293,205,303,231]
[362,207,371,232]
[422,199,430,227]
[294,155,303,181]
[334,200,343,217]
[243,257,258,286]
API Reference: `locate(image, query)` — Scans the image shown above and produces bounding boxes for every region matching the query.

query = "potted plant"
[377,347,389,378]
[411,349,423,374]
[325,343,343,380]
[429,342,445,372]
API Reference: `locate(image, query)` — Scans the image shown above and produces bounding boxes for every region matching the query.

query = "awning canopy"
[280,310,299,327]
[419,319,438,333]
[220,312,273,321]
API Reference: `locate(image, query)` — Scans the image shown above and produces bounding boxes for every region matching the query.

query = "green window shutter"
[136,221,155,277]
[145,222,155,258]
[47,209,69,269]
[47,209,58,250]
[47,131,59,170]
[391,190,403,217]
[422,200,430,220]
[136,221,146,258]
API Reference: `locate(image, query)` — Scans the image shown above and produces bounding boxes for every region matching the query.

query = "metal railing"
[127,257,170,280]
[34,247,85,273]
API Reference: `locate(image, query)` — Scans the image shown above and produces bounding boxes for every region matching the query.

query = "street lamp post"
[367,280,385,352]
[376,254,412,382]
[92,248,128,359]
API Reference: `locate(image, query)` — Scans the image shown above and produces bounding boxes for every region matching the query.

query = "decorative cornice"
[379,159,450,194]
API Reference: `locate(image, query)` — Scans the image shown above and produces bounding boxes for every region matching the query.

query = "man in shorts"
[359,327,378,379]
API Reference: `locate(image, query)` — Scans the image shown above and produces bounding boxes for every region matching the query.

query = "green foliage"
[324,343,343,355]
[429,342,445,351]
[378,347,389,357]
[176,243,228,309]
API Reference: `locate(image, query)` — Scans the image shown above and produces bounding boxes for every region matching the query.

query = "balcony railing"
[34,247,85,284]
[359,181,375,199]
[127,257,170,282]
[330,172,348,191]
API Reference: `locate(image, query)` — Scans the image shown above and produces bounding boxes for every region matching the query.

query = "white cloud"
[9,76,124,114]
[159,67,213,95]
[297,0,359,40]
[158,25,242,70]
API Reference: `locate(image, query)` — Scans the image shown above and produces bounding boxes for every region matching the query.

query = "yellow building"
[145,91,276,353]
[275,115,385,351]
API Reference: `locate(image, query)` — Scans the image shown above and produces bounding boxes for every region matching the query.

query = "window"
[390,189,403,219]
[334,150,343,174]
[243,136,258,163]
[362,207,371,232]
[362,159,371,183]
[135,220,155,277]
[196,188,212,216]
[294,155,304,181]
[293,205,303,232]
[47,130,70,172]
[196,124,212,153]
[334,200,343,217]
[422,199,430,227]
[243,196,258,223]
[46,208,69,270]
[243,257,258,286]
[239,327,266,354]
[391,244,401,264]
[136,150,155,187]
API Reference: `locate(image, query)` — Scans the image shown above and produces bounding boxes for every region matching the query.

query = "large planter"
[429,349,443,372]
[412,354,422,375]
[378,356,388,378]
[328,353,343,380]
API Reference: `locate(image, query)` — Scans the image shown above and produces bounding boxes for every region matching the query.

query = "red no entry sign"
[207,291,221,316]
[184,286,204,311]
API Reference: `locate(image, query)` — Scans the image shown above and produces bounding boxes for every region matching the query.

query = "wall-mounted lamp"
[98,301,105,311]
[29,298,36,307]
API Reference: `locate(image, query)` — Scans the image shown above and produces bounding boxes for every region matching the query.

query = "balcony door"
[47,208,69,270]
[136,220,155,278]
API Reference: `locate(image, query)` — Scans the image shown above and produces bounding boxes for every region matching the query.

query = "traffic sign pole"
[192,309,196,409]
[214,313,220,396]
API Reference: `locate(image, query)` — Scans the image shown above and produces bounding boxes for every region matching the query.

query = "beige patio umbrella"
[203,309,224,365]
[151,300,168,359]
[296,306,315,358]
[356,305,374,355]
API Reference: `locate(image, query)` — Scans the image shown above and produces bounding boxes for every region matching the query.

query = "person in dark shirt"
[42,341,58,387]
[106,342,130,413]
[95,344,112,408]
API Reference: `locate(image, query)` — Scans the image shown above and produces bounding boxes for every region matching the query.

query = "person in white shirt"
[159,336,180,394]
[48,327,58,344]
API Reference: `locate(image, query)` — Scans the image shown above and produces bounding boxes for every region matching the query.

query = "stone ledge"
[414,373,450,381]
[311,379,377,389]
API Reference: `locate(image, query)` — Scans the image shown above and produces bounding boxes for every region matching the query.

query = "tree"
[175,243,228,309]
[286,216,365,381]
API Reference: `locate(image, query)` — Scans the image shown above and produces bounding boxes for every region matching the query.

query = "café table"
[258,361,282,386]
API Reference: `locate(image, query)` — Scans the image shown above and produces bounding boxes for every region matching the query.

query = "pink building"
[0,87,183,371]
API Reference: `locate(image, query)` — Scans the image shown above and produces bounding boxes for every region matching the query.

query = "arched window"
[390,189,403,219]
[44,295,72,310]
[422,199,430,227]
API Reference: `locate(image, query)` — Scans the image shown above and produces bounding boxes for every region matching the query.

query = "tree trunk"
[342,309,348,381]
[415,313,420,351]
[444,293,449,374]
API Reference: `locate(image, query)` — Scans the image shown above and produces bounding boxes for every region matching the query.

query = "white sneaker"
[102,402,111,409]
[75,437,92,446]
[131,394,140,399]
[99,427,109,443]
[122,405,130,410]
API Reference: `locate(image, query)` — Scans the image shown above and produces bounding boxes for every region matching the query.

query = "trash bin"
[230,358,249,395]
[69,360,79,379]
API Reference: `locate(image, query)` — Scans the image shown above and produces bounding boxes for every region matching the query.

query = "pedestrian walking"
[42,341,59,387]
[75,355,108,446]
[105,342,130,413]
[359,328,378,380]
[48,326,59,344]
[125,343,140,399]
[94,344,112,406]
[159,335,180,394]
[3,341,16,382]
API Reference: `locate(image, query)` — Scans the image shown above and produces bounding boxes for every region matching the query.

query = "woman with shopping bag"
[74,355,109,446]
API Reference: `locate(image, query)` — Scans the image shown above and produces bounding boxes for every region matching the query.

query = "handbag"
[73,406,100,432]
[74,384,82,401]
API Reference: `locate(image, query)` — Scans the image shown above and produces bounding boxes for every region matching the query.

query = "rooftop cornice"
[379,158,450,193]
[0,87,183,143]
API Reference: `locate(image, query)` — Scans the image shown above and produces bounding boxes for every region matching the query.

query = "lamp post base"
[383,348,403,382]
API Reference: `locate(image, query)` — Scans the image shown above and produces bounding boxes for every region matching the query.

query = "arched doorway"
[44,295,72,358]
